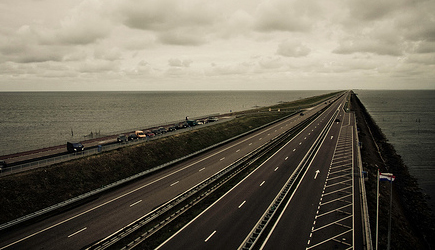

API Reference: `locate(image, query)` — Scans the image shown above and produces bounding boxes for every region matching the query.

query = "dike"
[351,92,435,249]
[0,92,339,226]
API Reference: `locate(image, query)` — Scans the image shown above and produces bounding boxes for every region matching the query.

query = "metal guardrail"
[355,113,373,250]
[0,111,300,232]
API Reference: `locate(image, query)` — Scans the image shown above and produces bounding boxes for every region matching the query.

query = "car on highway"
[144,130,155,138]
[135,130,146,139]
[128,133,138,141]
[167,125,176,132]
[0,160,7,170]
[67,142,85,153]
[158,127,167,134]
[335,118,341,122]
[117,134,127,143]
[208,116,219,122]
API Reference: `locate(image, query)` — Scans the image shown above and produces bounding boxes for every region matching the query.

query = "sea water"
[356,90,435,209]
[0,90,328,155]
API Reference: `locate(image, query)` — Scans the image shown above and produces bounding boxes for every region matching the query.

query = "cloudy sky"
[0,0,434,91]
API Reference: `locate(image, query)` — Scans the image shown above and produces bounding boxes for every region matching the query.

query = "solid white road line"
[129,200,142,207]
[205,231,216,242]
[238,201,246,208]
[68,227,87,238]
[170,181,179,186]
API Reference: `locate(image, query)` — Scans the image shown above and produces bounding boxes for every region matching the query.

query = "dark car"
[208,116,219,122]
[0,160,7,170]
[144,130,155,138]
[158,127,167,134]
[335,118,341,122]
[117,134,127,143]
[167,126,176,132]
[67,142,85,153]
[128,133,138,141]
[175,122,188,129]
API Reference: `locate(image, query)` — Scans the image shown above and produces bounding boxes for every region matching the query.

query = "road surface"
[156,93,363,250]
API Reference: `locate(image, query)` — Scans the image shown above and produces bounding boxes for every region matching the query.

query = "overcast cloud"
[0,0,433,91]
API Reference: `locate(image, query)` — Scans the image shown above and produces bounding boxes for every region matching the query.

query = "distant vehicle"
[208,117,219,122]
[144,130,155,138]
[0,160,7,170]
[196,120,204,125]
[67,142,85,153]
[158,127,167,134]
[128,133,138,141]
[335,118,341,122]
[152,129,161,135]
[167,126,176,132]
[135,130,146,139]
[117,134,127,143]
[300,112,304,116]
[186,120,197,126]
[176,122,188,129]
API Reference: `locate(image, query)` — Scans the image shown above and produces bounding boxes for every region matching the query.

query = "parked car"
[186,120,197,126]
[158,127,167,134]
[208,116,219,122]
[67,142,85,153]
[335,118,341,122]
[128,133,138,141]
[176,122,188,129]
[117,134,127,143]
[135,130,146,139]
[167,126,176,132]
[144,130,155,138]
[0,160,7,170]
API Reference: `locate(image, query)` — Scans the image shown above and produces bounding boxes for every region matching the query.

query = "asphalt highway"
[260,105,363,249]
[156,94,355,250]
[0,97,333,249]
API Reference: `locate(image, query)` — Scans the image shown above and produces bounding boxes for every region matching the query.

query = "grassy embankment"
[0,91,341,225]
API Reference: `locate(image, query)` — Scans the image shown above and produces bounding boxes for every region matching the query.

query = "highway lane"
[260,105,363,249]
[156,95,347,250]
[0,98,334,249]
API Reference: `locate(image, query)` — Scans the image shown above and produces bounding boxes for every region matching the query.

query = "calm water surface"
[356,90,435,209]
[0,91,328,154]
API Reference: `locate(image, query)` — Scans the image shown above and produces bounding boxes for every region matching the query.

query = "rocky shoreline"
[351,92,435,249]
